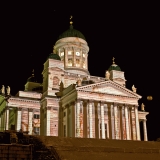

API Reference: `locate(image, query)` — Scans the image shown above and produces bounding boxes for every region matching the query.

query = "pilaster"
[46,107,51,136]
[16,107,22,131]
[5,107,9,130]
[28,108,33,135]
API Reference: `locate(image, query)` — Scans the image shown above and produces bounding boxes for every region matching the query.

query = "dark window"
[34,114,40,119]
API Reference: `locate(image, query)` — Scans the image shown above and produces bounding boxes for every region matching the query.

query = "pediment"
[77,80,141,98]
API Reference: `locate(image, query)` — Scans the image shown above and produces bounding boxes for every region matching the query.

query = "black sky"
[0,3,159,140]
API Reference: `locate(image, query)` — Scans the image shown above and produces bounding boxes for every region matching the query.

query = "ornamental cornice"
[78,91,138,105]
[77,90,139,99]
[9,98,40,103]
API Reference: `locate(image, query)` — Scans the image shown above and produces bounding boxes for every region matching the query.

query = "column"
[73,48,76,67]
[46,107,51,136]
[16,108,22,131]
[106,104,110,139]
[119,106,123,140]
[135,106,140,140]
[5,107,9,130]
[125,105,130,140]
[94,102,99,138]
[83,101,87,138]
[28,108,33,135]
[76,100,80,137]
[64,48,68,68]
[100,102,105,139]
[108,104,112,139]
[85,53,88,70]
[143,119,148,141]
[114,103,119,139]
[129,107,133,140]
[80,49,83,68]
[89,101,93,138]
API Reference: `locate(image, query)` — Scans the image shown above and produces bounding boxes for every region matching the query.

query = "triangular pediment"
[77,80,141,98]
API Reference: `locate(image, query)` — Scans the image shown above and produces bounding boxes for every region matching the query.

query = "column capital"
[28,108,33,112]
[46,106,51,110]
[113,102,118,106]
[88,99,94,104]
[5,106,9,110]
[17,107,22,111]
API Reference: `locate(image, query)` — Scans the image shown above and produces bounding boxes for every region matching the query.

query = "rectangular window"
[68,58,72,66]
[34,114,40,119]
[76,59,80,67]
[61,52,64,56]
[68,51,73,55]
[83,53,85,57]
[64,112,66,117]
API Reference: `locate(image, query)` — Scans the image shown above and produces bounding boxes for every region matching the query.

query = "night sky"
[0,3,159,140]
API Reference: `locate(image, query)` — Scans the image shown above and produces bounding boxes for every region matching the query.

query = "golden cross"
[112,57,115,64]
[70,15,73,25]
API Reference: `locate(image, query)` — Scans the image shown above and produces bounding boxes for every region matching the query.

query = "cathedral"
[0,19,149,141]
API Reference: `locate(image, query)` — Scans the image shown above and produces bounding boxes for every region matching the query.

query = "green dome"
[27,75,36,82]
[48,53,61,60]
[58,25,86,40]
[108,63,121,71]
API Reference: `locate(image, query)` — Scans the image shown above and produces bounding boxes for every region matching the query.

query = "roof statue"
[105,71,110,80]
[7,86,10,95]
[141,103,145,111]
[1,85,5,94]
[132,85,137,93]
[112,57,115,64]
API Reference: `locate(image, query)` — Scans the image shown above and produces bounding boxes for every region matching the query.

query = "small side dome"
[48,53,61,60]
[108,64,121,71]
[108,57,121,71]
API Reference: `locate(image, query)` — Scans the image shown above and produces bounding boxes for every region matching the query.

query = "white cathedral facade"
[0,21,149,141]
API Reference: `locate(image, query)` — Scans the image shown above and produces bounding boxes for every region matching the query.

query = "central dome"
[58,25,86,40]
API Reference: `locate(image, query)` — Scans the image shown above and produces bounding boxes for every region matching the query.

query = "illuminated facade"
[0,22,149,141]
